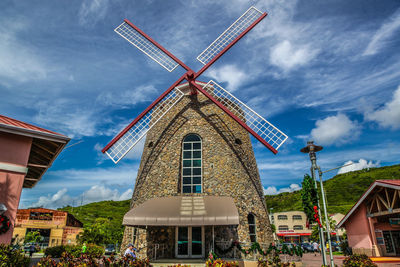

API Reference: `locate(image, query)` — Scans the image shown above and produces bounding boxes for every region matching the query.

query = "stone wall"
[121,85,273,258]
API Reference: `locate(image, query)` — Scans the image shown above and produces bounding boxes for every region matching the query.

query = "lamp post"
[301,141,333,266]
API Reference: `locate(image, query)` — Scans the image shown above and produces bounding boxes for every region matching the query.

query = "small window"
[278,225,289,231]
[182,134,202,193]
[277,215,288,220]
[292,215,302,220]
[293,225,303,230]
[248,214,257,242]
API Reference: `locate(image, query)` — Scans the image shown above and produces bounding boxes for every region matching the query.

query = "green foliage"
[24,231,42,244]
[44,245,66,258]
[301,174,318,223]
[343,254,377,267]
[44,244,104,259]
[0,244,30,267]
[59,200,130,245]
[266,165,400,214]
[270,224,276,233]
[78,218,121,246]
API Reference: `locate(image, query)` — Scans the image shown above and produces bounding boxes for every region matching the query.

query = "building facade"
[338,180,400,257]
[0,115,69,244]
[121,83,274,259]
[272,211,312,243]
[13,208,83,247]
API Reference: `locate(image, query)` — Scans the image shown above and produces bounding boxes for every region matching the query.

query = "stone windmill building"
[120,83,274,259]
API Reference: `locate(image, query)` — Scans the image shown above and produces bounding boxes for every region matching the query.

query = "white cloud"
[264,184,301,195]
[365,85,400,129]
[28,186,133,209]
[0,20,47,84]
[269,40,317,71]
[96,85,158,108]
[363,8,400,56]
[207,65,247,91]
[337,159,380,174]
[310,114,360,146]
[79,0,110,26]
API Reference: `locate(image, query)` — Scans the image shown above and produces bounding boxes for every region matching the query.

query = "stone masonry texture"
[121,84,274,258]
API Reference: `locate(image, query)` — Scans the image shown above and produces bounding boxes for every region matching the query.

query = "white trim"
[0,162,28,174]
[0,123,69,143]
[337,181,400,228]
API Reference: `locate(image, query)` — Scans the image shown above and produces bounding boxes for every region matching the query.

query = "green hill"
[265,164,400,214]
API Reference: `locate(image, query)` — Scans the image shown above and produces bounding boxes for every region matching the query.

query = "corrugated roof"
[0,114,66,137]
[376,180,400,186]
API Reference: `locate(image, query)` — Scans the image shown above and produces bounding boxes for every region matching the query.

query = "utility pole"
[301,141,330,266]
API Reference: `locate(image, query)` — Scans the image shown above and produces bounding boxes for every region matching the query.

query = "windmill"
[102,6,288,163]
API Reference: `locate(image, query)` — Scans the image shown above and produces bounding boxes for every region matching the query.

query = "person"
[82,243,87,255]
[29,244,35,257]
[312,241,319,256]
[124,243,136,259]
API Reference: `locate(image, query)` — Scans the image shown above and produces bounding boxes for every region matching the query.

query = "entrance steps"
[151,259,206,267]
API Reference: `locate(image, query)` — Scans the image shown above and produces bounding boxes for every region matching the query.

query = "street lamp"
[301,141,334,266]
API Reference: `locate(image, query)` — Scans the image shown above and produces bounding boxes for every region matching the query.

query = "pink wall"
[0,132,32,244]
[345,203,373,249]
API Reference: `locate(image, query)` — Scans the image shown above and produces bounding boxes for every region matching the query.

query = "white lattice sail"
[115,21,179,72]
[197,6,263,65]
[105,88,184,163]
[202,81,288,151]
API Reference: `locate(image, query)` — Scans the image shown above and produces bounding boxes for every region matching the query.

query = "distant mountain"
[265,164,400,215]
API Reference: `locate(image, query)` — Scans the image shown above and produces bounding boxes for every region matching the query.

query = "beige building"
[12,208,83,247]
[272,211,311,243]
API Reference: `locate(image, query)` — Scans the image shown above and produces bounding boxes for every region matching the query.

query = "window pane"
[247,214,255,224]
[184,135,200,142]
[183,168,191,175]
[193,160,201,167]
[193,168,201,175]
[183,177,191,185]
[193,177,201,184]
[193,151,201,158]
[193,185,202,193]
[249,225,256,233]
[183,143,191,150]
[193,143,201,149]
[250,234,256,243]
[183,160,191,167]
[183,151,191,159]
[183,186,191,193]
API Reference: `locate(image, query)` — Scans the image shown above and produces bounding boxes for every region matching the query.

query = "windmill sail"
[104,87,184,163]
[115,20,180,72]
[196,6,264,66]
[202,80,288,151]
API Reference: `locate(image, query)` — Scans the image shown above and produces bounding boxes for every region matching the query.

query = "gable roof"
[337,180,400,228]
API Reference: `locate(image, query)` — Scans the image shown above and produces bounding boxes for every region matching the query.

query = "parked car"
[301,242,314,252]
[105,244,116,255]
[23,243,39,252]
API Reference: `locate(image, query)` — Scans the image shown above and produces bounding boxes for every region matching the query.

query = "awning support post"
[212,225,215,252]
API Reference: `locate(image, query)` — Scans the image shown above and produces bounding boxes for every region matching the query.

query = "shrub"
[44,245,66,258]
[0,244,30,267]
[343,254,377,267]
[64,244,104,258]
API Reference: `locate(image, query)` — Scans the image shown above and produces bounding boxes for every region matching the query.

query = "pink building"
[0,114,69,244]
[338,180,400,256]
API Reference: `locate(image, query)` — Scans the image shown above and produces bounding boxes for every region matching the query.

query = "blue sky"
[1,0,399,208]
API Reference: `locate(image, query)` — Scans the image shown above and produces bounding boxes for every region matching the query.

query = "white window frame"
[181,134,202,193]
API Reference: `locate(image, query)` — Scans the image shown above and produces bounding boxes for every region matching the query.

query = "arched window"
[182,134,202,193]
[248,214,257,242]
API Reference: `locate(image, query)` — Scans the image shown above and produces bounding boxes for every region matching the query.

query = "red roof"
[0,114,66,137]
[376,180,400,186]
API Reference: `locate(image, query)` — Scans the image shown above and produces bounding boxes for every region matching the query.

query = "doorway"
[175,226,204,258]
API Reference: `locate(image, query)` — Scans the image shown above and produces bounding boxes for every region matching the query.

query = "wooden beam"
[377,194,390,210]
[392,189,398,209]
[32,142,56,155]
[27,163,48,168]
[376,196,381,212]
[370,208,400,217]
[385,188,390,206]
[24,177,38,181]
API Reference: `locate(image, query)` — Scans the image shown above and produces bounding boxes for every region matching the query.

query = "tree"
[78,217,123,245]
[310,214,337,242]
[301,174,318,223]
[24,231,42,244]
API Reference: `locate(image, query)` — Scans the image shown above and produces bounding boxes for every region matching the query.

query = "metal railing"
[147,243,167,260]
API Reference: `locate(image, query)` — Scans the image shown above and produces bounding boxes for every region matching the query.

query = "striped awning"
[123,196,239,226]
